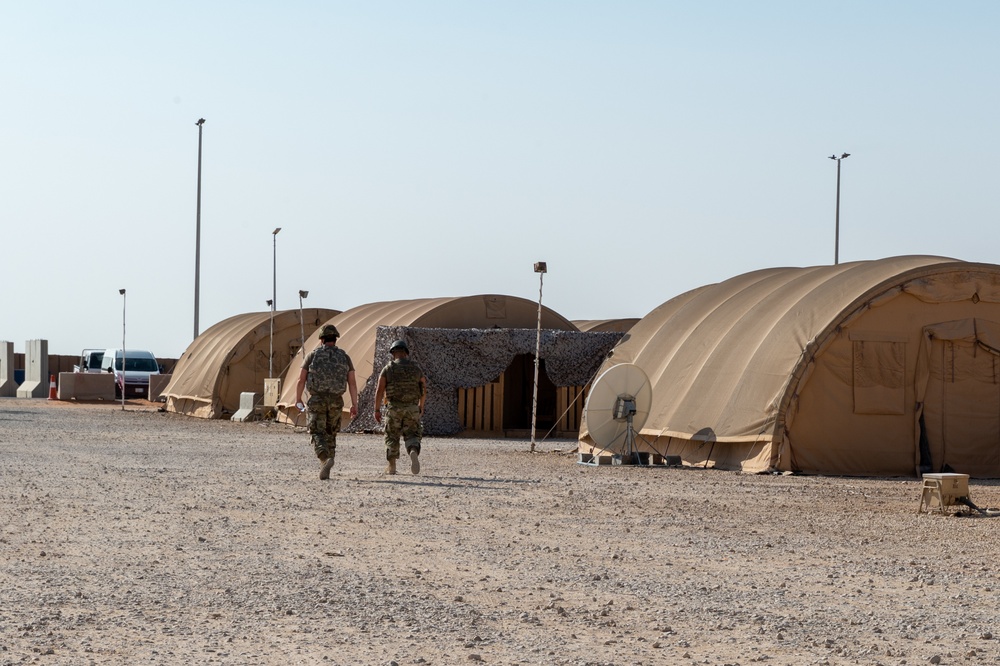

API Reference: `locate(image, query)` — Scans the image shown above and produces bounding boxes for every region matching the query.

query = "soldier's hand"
[374,407,382,423]
[349,405,357,418]
[295,401,306,412]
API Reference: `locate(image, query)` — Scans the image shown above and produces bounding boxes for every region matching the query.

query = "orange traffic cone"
[47,374,58,400]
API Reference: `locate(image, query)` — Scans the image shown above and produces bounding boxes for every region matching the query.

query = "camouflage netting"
[348,326,624,435]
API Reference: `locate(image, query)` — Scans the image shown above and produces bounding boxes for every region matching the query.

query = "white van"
[100,349,161,398]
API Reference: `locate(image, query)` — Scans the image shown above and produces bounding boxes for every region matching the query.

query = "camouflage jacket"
[379,358,424,404]
[304,345,353,395]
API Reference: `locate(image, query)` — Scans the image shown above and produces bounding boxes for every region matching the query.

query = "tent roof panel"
[572,319,641,333]
[585,256,970,443]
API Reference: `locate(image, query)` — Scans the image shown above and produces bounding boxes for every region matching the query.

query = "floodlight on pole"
[298,290,309,357]
[119,288,126,411]
[828,152,850,265]
[530,261,547,453]
[194,118,205,340]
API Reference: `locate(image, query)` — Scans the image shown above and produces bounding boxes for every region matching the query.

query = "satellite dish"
[584,363,652,460]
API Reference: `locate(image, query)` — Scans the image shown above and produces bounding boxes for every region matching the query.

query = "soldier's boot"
[385,458,397,475]
[409,449,420,475]
[319,455,335,480]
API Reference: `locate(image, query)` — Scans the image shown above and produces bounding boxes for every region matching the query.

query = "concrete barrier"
[148,374,172,402]
[0,341,15,397]
[231,392,262,422]
[58,372,116,401]
[16,340,48,398]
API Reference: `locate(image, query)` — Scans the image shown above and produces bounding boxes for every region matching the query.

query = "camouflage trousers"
[307,392,344,461]
[384,402,422,461]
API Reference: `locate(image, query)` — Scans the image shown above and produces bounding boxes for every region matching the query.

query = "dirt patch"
[2,399,999,665]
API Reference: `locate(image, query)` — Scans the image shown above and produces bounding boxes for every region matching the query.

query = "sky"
[2,1,998,358]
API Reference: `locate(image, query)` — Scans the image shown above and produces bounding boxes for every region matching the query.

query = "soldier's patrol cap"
[389,339,409,354]
[320,324,340,340]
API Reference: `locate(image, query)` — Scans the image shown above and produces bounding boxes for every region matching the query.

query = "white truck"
[74,349,106,373]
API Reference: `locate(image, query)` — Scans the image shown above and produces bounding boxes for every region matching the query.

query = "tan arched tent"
[572,318,640,333]
[162,308,339,418]
[277,294,578,426]
[580,256,1000,478]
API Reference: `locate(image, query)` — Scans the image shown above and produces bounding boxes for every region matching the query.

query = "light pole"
[828,152,850,265]
[270,227,281,378]
[266,299,274,378]
[194,118,205,340]
[530,261,547,453]
[298,290,309,358]
[119,288,126,411]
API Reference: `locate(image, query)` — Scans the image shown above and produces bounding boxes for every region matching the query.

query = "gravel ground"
[2,398,1000,666]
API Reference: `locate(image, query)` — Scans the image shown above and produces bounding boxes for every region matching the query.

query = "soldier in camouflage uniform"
[294,324,358,480]
[373,339,427,475]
